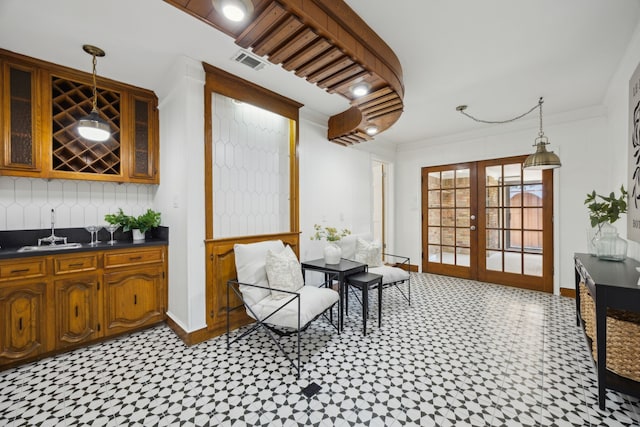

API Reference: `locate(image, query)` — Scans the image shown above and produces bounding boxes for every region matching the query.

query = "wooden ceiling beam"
[164,0,405,145]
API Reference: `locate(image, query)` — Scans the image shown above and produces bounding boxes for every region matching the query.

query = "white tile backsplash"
[0,177,156,230]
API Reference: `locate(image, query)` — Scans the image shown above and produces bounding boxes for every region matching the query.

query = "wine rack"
[51,76,121,175]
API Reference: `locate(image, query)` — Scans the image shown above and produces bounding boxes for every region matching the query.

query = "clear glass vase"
[595,223,628,262]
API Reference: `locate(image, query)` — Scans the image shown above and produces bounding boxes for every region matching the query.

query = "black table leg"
[377,278,382,327]
[362,282,368,336]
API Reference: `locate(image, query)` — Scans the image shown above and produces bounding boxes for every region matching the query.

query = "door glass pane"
[503,163,521,182]
[456,169,470,187]
[486,250,502,271]
[428,190,441,207]
[442,190,455,207]
[524,253,543,276]
[523,208,543,230]
[456,188,470,207]
[523,169,542,184]
[522,184,543,206]
[506,185,522,207]
[506,208,521,229]
[486,208,501,228]
[428,245,441,262]
[486,187,502,207]
[456,247,470,267]
[441,170,454,188]
[523,231,543,250]
[457,228,470,246]
[442,227,455,246]
[442,246,455,264]
[506,229,522,250]
[428,172,441,189]
[456,209,470,227]
[486,166,501,186]
[442,209,455,226]
[428,209,441,226]
[428,227,441,244]
[504,252,522,274]
[487,230,502,250]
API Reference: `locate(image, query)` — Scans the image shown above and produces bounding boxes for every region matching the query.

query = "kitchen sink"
[17,243,83,252]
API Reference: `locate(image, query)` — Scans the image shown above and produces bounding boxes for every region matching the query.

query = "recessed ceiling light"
[351,82,371,97]
[212,0,254,22]
[365,125,378,136]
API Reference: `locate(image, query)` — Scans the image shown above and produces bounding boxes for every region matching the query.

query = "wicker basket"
[579,281,640,382]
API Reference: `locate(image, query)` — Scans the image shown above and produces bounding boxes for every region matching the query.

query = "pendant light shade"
[77,110,111,142]
[523,136,561,170]
[77,44,111,142]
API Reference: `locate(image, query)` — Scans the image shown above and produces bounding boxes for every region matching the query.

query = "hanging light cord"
[456,97,544,125]
[90,53,98,112]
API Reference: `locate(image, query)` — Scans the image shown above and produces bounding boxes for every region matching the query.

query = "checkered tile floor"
[1,273,639,426]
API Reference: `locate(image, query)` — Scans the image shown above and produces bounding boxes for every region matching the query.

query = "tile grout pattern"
[1,272,640,426]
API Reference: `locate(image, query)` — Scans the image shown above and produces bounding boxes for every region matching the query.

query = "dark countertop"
[0,226,168,260]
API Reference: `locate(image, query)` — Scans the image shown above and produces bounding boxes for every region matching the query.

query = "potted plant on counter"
[105,208,161,242]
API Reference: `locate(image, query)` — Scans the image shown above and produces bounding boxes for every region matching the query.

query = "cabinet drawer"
[0,258,47,281]
[54,254,99,274]
[104,247,164,268]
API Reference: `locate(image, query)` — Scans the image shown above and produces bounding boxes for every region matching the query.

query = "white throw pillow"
[265,245,304,299]
[234,240,285,306]
[355,238,383,267]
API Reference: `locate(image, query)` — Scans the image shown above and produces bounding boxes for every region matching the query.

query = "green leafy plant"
[105,208,161,233]
[310,224,351,242]
[584,185,628,228]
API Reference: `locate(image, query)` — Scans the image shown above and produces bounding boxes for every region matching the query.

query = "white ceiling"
[1,0,639,148]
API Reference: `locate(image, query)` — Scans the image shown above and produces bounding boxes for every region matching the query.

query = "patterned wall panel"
[212,93,290,238]
[0,177,155,230]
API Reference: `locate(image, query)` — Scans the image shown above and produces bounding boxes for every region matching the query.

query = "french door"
[421,155,554,293]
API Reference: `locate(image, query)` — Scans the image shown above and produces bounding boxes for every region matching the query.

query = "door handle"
[470,225,476,231]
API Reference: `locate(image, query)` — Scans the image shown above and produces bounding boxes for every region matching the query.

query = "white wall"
[604,20,640,260]
[155,56,207,333]
[395,108,611,294]
[298,115,376,262]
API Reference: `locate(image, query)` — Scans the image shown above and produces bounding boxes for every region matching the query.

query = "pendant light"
[456,97,561,170]
[522,99,561,170]
[77,44,111,142]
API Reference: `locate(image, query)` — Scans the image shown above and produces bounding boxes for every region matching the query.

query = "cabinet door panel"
[0,282,47,363]
[104,266,164,336]
[1,61,41,174]
[54,275,101,348]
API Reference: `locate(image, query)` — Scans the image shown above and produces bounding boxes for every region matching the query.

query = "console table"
[574,253,640,409]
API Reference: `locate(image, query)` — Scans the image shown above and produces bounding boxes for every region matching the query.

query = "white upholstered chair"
[227,240,339,377]
[340,234,411,304]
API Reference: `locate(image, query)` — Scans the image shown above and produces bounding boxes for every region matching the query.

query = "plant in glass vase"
[584,185,628,259]
[310,224,351,264]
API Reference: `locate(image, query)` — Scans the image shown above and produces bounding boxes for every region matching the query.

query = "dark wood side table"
[301,258,367,331]
[574,253,640,409]
[345,272,383,336]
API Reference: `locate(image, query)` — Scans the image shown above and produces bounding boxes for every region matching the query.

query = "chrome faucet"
[38,209,67,246]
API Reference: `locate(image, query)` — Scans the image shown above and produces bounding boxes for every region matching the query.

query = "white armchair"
[227,240,339,377]
[340,234,411,304]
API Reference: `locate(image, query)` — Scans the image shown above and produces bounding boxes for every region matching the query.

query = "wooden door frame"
[421,162,478,279]
[421,156,554,293]
[476,155,554,293]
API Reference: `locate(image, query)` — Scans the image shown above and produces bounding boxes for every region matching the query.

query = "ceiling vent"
[232,49,267,71]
